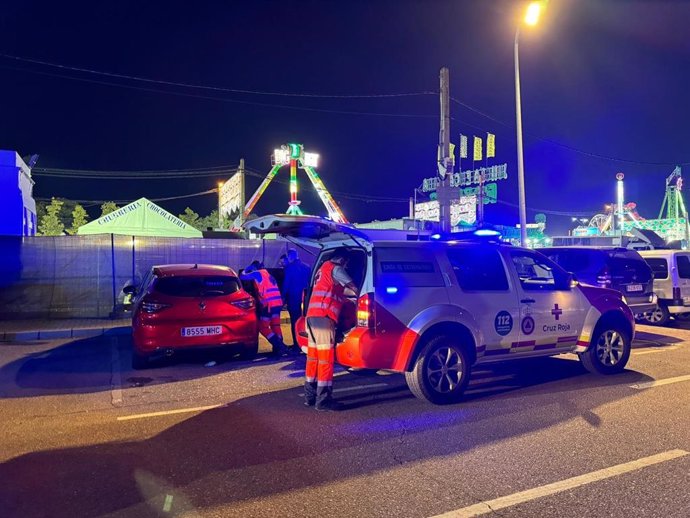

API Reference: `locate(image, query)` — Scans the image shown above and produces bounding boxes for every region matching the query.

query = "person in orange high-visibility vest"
[241,260,288,357]
[304,250,357,411]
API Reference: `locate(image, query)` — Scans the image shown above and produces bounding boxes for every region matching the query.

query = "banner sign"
[219,172,245,218]
[422,163,507,192]
[487,133,496,158]
[473,136,482,161]
[415,196,477,227]
[459,134,468,159]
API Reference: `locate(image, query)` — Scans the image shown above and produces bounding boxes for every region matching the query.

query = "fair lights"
[273,148,290,166]
[524,1,543,26]
[303,152,319,168]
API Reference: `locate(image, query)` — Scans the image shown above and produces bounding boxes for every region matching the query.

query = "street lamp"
[515,0,546,247]
[217,181,224,229]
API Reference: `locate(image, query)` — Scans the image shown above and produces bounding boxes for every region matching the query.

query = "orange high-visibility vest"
[307,261,345,323]
[256,269,283,309]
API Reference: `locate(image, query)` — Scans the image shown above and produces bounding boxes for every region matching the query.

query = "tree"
[178,207,201,229]
[100,202,118,217]
[67,204,89,235]
[38,198,65,236]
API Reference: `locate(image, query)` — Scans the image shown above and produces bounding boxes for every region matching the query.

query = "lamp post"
[217,181,224,229]
[515,1,545,247]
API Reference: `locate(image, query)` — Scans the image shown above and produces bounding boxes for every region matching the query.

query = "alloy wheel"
[596,330,625,366]
[426,347,463,393]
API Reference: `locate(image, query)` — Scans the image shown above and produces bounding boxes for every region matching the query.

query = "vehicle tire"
[641,305,670,326]
[405,334,471,405]
[239,341,259,360]
[132,351,150,370]
[578,322,631,375]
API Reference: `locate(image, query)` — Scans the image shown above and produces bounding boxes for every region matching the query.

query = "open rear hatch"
[244,214,371,247]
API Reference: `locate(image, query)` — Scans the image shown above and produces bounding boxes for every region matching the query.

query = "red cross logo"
[551,303,563,320]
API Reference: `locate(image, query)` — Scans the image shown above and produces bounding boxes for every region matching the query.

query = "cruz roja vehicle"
[247,215,635,405]
[128,264,258,369]
[638,249,690,325]
[539,246,656,319]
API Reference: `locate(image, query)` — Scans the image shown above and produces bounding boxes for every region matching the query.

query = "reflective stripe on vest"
[256,269,282,308]
[307,261,345,322]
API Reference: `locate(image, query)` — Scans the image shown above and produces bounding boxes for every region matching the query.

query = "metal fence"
[0,235,310,319]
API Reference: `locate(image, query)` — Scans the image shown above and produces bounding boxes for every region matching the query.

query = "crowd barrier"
[0,235,311,319]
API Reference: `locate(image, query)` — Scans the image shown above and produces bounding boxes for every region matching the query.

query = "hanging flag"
[487,133,496,158]
[459,134,468,159]
[449,143,456,166]
[473,136,482,161]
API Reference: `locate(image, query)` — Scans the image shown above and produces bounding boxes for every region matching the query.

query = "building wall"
[0,151,36,236]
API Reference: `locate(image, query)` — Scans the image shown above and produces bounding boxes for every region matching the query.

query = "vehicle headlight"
[621,296,628,305]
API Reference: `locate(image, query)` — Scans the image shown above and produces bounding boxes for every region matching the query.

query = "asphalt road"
[0,322,689,518]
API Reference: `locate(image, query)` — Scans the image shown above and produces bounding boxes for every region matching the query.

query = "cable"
[450,96,690,167]
[0,53,436,99]
[35,188,218,205]
[2,63,437,119]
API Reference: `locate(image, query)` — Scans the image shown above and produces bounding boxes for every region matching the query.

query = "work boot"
[267,336,288,357]
[315,398,344,412]
[304,381,317,407]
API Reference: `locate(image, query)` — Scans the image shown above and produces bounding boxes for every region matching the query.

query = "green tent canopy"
[77,197,203,238]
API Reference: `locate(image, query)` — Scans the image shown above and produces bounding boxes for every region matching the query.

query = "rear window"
[447,248,509,291]
[677,255,690,279]
[644,258,669,279]
[154,276,241,297]
[541,249,598,273]
[606,250,652,280]
[375,246,444,287]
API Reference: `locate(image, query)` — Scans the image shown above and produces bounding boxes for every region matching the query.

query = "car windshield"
[154,275,240,297]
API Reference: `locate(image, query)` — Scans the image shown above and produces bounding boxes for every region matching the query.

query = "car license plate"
[626,284,643,292]
[181,326,222,337]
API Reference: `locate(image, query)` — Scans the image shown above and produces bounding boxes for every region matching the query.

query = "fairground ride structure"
[574,167,690,242]
[242,143,347,224]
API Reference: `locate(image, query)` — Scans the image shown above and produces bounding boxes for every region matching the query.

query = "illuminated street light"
[515,0,547,247]
[524,1,543,26]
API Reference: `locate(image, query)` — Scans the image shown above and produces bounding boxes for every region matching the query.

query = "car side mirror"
[567,272,578,288]
[123,285,137,295]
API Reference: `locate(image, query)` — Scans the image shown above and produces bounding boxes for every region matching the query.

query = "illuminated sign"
[422,163,507,192]
[415,196,477,228]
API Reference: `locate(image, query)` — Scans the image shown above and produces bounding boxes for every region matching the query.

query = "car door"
[674,253,690,303]
[445,246,520,356]
[505,249,588,354]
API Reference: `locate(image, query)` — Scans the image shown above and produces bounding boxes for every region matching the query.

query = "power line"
[450,96,690,167]
[2,63,437,119]
[0,53,435,99]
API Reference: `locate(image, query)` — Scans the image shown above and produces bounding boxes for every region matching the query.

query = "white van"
[638,250,690,325]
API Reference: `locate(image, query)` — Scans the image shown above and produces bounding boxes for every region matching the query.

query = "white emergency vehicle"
[248,215,635,405]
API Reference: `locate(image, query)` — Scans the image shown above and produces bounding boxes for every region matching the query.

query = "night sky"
[2,0,690,235]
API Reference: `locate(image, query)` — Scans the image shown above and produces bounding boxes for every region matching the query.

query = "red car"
[128,264,258,369]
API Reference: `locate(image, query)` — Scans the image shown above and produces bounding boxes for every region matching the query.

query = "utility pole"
[238,158,246,229]
[438,67,453,234]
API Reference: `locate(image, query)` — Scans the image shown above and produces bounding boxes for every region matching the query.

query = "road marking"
[431,449,689,518]
[298,382,390,397]
[630,374,690,390]
[117,404,225,421]
[632,346,678,356]
[163,494,173,513]
[110,337,123,407]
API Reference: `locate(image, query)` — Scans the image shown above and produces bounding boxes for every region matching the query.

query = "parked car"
[638,249,690,325]
[538,247,656,317]
[248,215,635,405]
[128,264,258,369]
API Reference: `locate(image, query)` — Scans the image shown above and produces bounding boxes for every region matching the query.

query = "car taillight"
[231,297,255,310]
[597,267,612,287]
[141,301,171,314]
[357,293,375,330]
